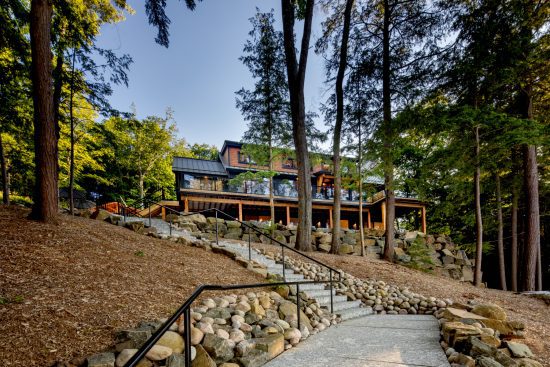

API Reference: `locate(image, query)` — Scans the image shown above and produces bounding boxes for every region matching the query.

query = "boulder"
[207,217,225,224]
[481,319,524,337]
[506,342,534,358]
[338,244,354,255]
[442,322,481,346]
[156,331,184,354]
[125,221,145,233]
[202,333,234,364]
[179,222,198,232]
[440,308,487,322]
[318,243,331,252]
[252,333,285,360]
[477,356,504,367]
[191,345,215,367]
[92,209,112,221]
[145,345,173,361]
[278,302,312,331]
[115,349,153,367]
[238,349,269,367]
[88,353,116,367]
[226,220,241,228]
[471,304,507,321]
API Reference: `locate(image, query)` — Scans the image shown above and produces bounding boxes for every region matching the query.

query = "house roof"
[172,157,228,176]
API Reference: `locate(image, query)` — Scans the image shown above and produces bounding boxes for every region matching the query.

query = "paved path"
[265,315,450,367]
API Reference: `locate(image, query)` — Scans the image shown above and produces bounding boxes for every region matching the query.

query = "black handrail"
[120,199,343,283]
[123,280,332,367]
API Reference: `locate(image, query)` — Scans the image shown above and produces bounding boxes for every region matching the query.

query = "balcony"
[180,176,361,202]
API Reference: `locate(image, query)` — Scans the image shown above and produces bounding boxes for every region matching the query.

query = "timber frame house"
[172,140,427,232]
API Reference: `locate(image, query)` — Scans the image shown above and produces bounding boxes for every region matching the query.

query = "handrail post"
[329,269,334,314]
[169,219,172,236]
[148,200,152,227]
[296,283,301,332]
[215,210,219,246]
[282,246,285,282]
[184,307,191,367]
[248,228,251,261]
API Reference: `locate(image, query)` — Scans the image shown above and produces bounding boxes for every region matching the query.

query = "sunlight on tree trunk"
[29,0,58,223]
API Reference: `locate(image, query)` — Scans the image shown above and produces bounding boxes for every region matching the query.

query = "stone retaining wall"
[167,213,475,283]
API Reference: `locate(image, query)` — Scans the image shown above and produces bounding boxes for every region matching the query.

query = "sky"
[95,1,329,149]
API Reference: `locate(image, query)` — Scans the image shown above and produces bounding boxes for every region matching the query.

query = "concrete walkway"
[265,315,450,367]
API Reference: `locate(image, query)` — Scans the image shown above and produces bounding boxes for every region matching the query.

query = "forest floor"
[248,241,550,366]
[0,206,548,366]
[0,206,263,367]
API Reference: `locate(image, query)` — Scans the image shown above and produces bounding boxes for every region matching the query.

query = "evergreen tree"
[235,10,292,231]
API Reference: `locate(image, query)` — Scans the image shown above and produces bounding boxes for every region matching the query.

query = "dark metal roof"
[172,157,228,176]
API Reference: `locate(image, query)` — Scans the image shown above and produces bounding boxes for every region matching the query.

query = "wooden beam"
[329,208,333,228]
[381,202,386,231]
[421,206,427,233]
[286,205,290,225]
[367,209,372,229]
[184,198,189,213]
[395,202,425,209]
[161,207,166,220]
[238,202,243,221]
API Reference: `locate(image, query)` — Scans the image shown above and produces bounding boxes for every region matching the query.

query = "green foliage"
[405,238,435,273]
[0,295,25,304]
[134,250,145,257]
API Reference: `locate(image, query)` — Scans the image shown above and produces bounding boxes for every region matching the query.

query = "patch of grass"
[134,250,145,257]
[0,295,25,304]
[0,194,33,207]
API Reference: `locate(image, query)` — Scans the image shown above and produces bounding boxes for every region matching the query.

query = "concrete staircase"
[218,241,373,321]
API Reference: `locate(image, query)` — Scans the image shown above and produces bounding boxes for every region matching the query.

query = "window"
[238,151,256,165]
[282,158,296,169]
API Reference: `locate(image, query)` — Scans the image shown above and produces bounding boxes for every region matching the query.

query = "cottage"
[173,140,426,231]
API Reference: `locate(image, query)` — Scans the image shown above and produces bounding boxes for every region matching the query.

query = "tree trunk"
[495,172,506,290]
[511,183,519,292]
[474,125,483,287]
[381,0,395,262]
[269,141,275,239]
[281,0,314,251]
[0,132,10,205]
[69,49,76,215]
[523,144,540,291]
[29,0,58,223]
[53,51,63,144]
[358,113,365,257]
[520,84,540,291]
[139,172,145,204]
[330,0,354,255]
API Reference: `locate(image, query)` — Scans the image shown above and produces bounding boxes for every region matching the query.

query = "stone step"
[337,306,374,321]
[288,283,326,293]
[302,289,336,298]
[329,300,363,312]
[314,295,348,305]
[277,274,305,281]
[266,266,286,274]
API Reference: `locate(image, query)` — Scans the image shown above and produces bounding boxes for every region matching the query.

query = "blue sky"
[95,1,328,149]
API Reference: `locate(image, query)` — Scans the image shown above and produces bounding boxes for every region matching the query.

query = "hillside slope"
[0,207,263,366]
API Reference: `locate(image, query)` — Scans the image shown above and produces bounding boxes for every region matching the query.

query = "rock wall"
[168,214,475,283]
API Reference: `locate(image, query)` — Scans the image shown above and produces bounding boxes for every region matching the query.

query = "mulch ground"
[0,206,263,367]
[245,241,550,366]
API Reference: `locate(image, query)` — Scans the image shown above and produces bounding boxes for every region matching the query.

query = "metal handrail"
[121,199,343,282]
[123,280,333,367]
